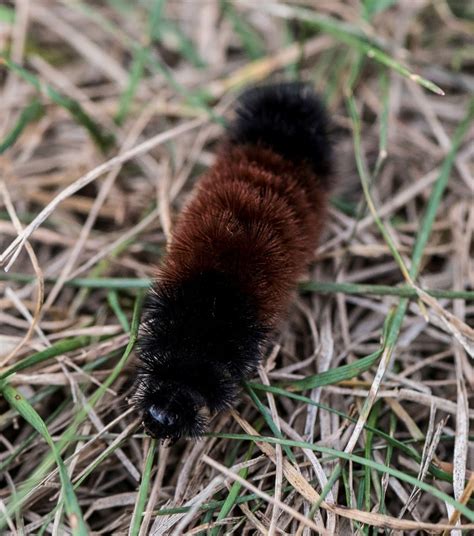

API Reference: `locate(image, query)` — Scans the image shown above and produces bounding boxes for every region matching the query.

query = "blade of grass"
[0,394,68,473]
[0,335,97,380]
[244,385,296,463]
[362,0,397,20]
[1,57,115,152]
[347,94,412,283]
[129,439,157,536]
[363,401,381,528]
[147,55,224,124]
[2,292,144,523]
[107,290,131,332]
[115,0,163,125]
[114,45,148,125]
[0,383,88,534]
[3,273,474,300]
[1,56,41,88]
[69,236,137,315]
[0,5,14,22]
[286,349,382,391]
[221,0,265,60]
[410,97,474,275]
[162,23,207,68]
[210,439,256,536]
[0,98,45,154]
[241,1,444,95]
[373,69,389,177]
[150,0,206,69]
[315,95,474,512]
[282,21,299,79]
[300,281,474,300]
[380,411,397,514]
[248,383,453,483]
[208,434,474,522]
[46,86,114,152]
[155,489,288,517]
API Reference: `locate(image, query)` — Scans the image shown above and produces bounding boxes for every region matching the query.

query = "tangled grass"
[0,1,473,534]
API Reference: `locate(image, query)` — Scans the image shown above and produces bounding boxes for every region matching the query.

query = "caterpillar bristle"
[134,81,333,441]
[231,82,332,180]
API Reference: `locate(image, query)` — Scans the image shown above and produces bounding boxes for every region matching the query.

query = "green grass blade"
[362,0,396,19]
[286,349,382,391]
[347,94,412,283]
[245,384,296,463]
[363,402,381,517]
[0,292,144,523]
[107,290,131,332]
[1,57,41,89]
[221,0,265,60]
[373,69,389,177]
[0,393,68,473]
[129,439,157,536]
[300,281,474,300]
[380,411,397,514]
[153,22,207,68]
[0,98,45,154]
[248,383,452,483]
[115,46,148,125]
[46,86,115,152]
[257,2,444,95]
[0,383,88,534]
[4,273,473,300]
[210,441,254,536]
[0,57,114,151]
[0,335,96,380]
[409,97,474,277]
[209,434,474,522]
[0,5,15,22]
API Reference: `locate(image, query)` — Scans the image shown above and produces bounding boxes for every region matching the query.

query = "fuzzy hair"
[135,82,332,440]
[230,82,332,180]
[135,271,268,440]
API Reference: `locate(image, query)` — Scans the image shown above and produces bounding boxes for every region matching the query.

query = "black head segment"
[138,381,208,441]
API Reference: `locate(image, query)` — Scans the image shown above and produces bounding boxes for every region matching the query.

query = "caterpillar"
[134,82,332,441]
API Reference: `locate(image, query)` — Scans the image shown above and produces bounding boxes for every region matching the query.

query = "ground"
[0,1,473,534]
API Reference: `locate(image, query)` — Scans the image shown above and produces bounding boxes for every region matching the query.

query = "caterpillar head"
[135,378,208,441]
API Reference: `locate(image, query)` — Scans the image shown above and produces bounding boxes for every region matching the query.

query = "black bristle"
[135,271,268,440]
[230,81,332,180]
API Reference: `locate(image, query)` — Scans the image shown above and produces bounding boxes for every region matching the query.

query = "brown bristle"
[158,143,328,324]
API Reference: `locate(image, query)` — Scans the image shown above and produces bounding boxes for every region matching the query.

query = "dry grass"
[0,1,473,534]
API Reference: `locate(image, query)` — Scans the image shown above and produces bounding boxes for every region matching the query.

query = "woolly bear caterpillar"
[134,82,332,440]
